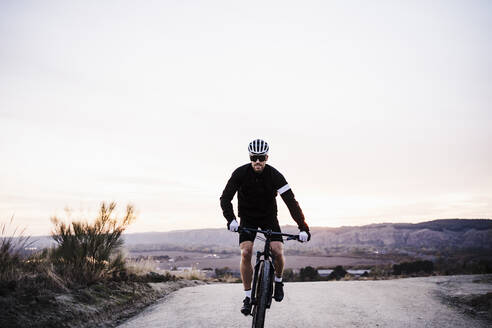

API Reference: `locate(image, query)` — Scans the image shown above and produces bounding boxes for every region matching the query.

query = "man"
[220,138,311,315]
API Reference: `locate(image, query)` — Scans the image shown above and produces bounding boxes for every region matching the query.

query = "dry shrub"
[50,202,136,286]
[0,216,32,282]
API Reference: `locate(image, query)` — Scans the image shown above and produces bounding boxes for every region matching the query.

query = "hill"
[30,219,492,255]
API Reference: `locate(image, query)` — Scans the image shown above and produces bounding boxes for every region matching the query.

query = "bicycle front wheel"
[252,260,272,328]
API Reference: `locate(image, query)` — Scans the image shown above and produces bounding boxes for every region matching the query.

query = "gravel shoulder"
[0,279,204,328]
[118,275,492,328]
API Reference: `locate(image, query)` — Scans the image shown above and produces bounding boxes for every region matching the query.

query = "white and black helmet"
[248,139,269,155]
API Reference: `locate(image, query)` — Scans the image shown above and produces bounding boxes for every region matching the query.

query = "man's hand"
[228,219,239,232]
[299,231,311,242]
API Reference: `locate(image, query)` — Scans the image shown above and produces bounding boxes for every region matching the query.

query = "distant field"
[128,250,390,270]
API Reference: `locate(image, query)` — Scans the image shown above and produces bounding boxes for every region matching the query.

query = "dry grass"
[217,274,241,283]
[1,217,69,293]
[126,257,159,276]
[0,216,32,281]
[22,250,69,292]
[168,268,208,281]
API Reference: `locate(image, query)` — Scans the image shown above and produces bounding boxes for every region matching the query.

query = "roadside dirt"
[434,275,492,322]
[0,279,204,328]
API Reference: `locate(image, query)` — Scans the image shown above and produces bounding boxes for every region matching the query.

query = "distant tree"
[214,266,231,278]
[393,260,434,275]
[283,268,296,282]
[328,266,347,280]
[393,264,402,275]
[299,266,319,281]
[465,259,492,274]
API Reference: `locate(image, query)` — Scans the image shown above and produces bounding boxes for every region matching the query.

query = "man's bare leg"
[240,241,254,290]
[270,241,284,278]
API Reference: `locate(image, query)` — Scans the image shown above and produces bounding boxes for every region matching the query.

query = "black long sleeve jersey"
[220,163,309,232]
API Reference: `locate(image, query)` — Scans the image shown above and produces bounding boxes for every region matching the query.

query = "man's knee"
[270,242,284,258]
[240,242,253,261]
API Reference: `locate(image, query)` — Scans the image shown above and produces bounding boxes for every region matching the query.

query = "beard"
[253,163,264,172]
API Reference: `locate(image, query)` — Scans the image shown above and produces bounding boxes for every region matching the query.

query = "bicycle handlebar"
[237,227,301,241]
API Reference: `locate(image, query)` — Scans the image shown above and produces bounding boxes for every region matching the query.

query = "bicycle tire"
[252,260,271,328]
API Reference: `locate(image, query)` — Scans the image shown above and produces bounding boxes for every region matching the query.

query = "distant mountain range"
[31,219,492,252]
[123,219,492,251]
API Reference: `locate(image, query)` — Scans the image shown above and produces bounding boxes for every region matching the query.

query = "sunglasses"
[250,155,267,162]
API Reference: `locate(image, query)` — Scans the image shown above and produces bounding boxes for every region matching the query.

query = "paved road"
[118,275,491,328]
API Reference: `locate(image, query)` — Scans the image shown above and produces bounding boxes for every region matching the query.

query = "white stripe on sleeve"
[277,184,291,195]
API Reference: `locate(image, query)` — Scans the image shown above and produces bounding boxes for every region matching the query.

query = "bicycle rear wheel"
[252,260,272,328]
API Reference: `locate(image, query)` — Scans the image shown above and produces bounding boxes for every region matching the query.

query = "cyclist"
[220,139,311,315]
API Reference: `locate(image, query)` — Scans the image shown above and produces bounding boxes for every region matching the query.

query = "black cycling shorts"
[239,216,283,245]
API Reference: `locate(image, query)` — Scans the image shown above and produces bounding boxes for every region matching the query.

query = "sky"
[1,0,491,236]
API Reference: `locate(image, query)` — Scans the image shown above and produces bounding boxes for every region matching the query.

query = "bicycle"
[237,227,301,328]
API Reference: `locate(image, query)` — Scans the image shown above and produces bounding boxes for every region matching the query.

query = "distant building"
[318,269,333,277]
[201,268,215,278]
[177,266,192,272]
